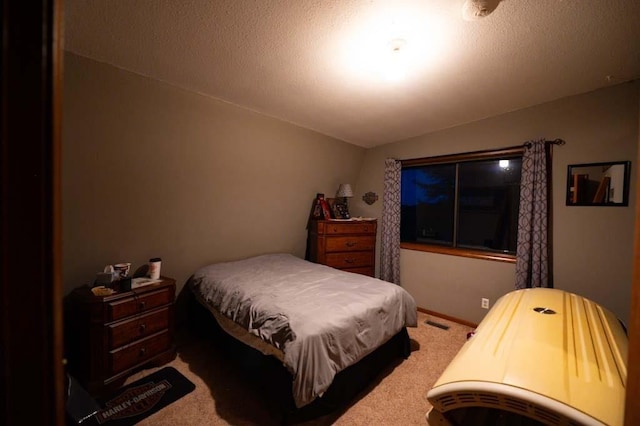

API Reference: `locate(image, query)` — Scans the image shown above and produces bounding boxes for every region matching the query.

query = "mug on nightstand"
[148,258,162,280]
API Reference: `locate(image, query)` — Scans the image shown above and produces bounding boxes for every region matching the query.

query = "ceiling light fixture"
[389,37,407,53]
[462,0,500,21]
[381,38,408,81]
[339,8,450,83]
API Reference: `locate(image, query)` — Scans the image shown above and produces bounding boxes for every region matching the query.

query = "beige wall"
[353,82,639,325]
[63,52,639,326]
[62,53,365,297]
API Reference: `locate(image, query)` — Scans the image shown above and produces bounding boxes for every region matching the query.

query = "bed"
[187,253,417,419]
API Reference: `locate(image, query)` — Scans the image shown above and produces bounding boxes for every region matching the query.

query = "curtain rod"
[400,138,566,166]
[523,138,566,148]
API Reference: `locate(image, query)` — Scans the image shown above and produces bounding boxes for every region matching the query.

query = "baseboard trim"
[417,307,478,329]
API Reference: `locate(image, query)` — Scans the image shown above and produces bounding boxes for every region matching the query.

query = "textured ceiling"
[64,0,640,148]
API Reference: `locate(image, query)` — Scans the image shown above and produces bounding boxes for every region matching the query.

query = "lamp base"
[336,200,350,219]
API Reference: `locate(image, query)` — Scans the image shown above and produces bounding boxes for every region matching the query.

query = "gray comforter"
[188,253,417,408]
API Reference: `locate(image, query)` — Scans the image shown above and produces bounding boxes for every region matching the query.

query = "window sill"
[400,242,517,264]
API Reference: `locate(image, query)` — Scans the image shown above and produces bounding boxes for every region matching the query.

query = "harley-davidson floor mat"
[84,367,195,425]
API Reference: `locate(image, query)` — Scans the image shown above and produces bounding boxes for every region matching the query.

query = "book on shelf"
[571,173,589,203]
[592,176,611,203]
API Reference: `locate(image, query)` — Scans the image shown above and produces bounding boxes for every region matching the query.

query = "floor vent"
[425,320,450,330]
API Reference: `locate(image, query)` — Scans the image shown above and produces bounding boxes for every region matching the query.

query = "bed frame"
[187,288,411,423]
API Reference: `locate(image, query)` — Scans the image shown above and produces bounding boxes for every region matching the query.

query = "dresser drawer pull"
[345,258,356,264]
[345,241,357,247]
[139,324,146,333]
[139,347,146,357]
[139,301,146,309]
[332,227,338,232]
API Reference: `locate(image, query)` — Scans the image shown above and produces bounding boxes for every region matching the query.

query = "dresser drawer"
[323,222,376,235]
[343,266,375,277]
[107,288,173,322]
[325,236,375,253]
[325,251,373,269]
[309,220,377,278]
[108,307,170,349]
[109,331,171,375]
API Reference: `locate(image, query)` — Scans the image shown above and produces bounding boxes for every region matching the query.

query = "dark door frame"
[626,137,640,423]
[1,0,64,424]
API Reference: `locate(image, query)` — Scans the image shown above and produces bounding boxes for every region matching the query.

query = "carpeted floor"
[125,311,472,425]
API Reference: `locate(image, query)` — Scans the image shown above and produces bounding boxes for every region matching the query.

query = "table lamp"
[336,183,354,218]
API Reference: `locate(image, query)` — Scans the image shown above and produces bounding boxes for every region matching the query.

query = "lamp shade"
[336,184,354,198]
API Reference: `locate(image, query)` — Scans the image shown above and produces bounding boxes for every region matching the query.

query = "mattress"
[188,253,417,408]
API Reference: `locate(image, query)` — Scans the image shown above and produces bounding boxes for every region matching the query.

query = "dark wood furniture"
[66,277,177,396]
[308,219,377,277]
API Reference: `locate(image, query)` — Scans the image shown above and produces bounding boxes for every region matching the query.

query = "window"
[400,148,523,262]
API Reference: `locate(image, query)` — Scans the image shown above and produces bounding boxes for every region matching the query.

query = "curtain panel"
[380,158,402,284]
[515,139,552,289]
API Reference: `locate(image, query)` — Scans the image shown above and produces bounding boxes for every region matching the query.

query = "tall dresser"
[66,277,177,396]
[308,219,377,277]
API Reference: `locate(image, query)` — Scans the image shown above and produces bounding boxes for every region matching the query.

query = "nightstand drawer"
[323,222,376,235]
[108,307,170,349]
[107,288,173,321]
[109,331,171,375]
[325,251,373,269]
[325,236,375,252]
[67,277,177,396]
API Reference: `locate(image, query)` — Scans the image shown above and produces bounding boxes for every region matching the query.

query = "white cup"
[148,258,161,280]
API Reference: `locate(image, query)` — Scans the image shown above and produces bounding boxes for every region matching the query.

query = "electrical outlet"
[481,298,490,309]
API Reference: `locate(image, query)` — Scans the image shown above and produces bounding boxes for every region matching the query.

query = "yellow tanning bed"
[427,288,627,426]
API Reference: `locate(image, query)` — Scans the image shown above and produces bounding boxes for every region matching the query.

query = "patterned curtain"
[515,139,551,289]
[381,158,402,284]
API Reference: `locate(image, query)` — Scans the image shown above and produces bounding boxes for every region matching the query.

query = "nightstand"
[308,219,377,276]
[66,277,177,396]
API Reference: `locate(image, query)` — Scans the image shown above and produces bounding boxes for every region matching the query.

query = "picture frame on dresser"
[327,198,342,219]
